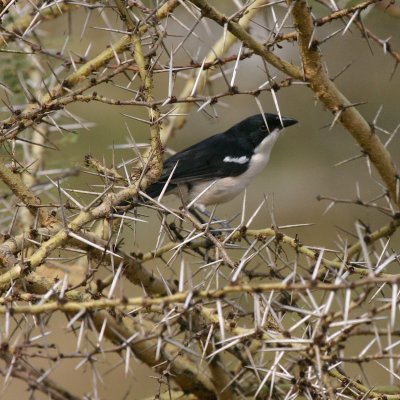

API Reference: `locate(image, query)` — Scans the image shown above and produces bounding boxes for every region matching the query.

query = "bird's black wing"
[162,133,253,183]
[144,133,253,198]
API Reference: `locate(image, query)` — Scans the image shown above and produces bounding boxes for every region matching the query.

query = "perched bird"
[137,113,297,211]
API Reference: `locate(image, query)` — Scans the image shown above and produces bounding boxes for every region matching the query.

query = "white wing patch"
[223,155,249,164]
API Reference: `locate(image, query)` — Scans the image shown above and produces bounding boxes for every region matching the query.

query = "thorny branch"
[0,0,400,399]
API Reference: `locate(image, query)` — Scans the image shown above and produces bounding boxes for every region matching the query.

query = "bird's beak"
[281,116,298,128]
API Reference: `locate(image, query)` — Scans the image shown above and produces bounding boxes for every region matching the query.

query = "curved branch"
[190,0,303,79]
[92,310,218,399]
[291,0,399,207]
[190,0,399,209]
[0,0,180,139]
[0,162,53,226]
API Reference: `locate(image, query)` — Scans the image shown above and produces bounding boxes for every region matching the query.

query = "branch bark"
[190,0,400,209]
[291,0,399,207]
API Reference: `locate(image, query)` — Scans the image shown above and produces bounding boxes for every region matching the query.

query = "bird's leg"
[188,206,207,224]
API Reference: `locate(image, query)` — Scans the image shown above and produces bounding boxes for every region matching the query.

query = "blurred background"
[50,2,400,247]
[1,0,400,398]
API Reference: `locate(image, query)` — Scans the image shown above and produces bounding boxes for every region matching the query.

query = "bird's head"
[228,113,297,147]
[238,113,297,133]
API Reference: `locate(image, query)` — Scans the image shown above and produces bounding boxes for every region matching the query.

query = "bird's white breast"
[188,129,280,208]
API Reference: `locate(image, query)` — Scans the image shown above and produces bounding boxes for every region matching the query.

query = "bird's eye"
[260,124,268,132]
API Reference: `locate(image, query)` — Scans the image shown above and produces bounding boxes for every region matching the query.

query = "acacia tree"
[0,1,400,399]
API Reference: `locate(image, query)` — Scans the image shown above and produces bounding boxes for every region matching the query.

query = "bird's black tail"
[144,181,167,199]
[115,181,174,212]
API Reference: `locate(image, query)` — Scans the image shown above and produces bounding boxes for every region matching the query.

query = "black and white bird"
[136,113,297,211]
